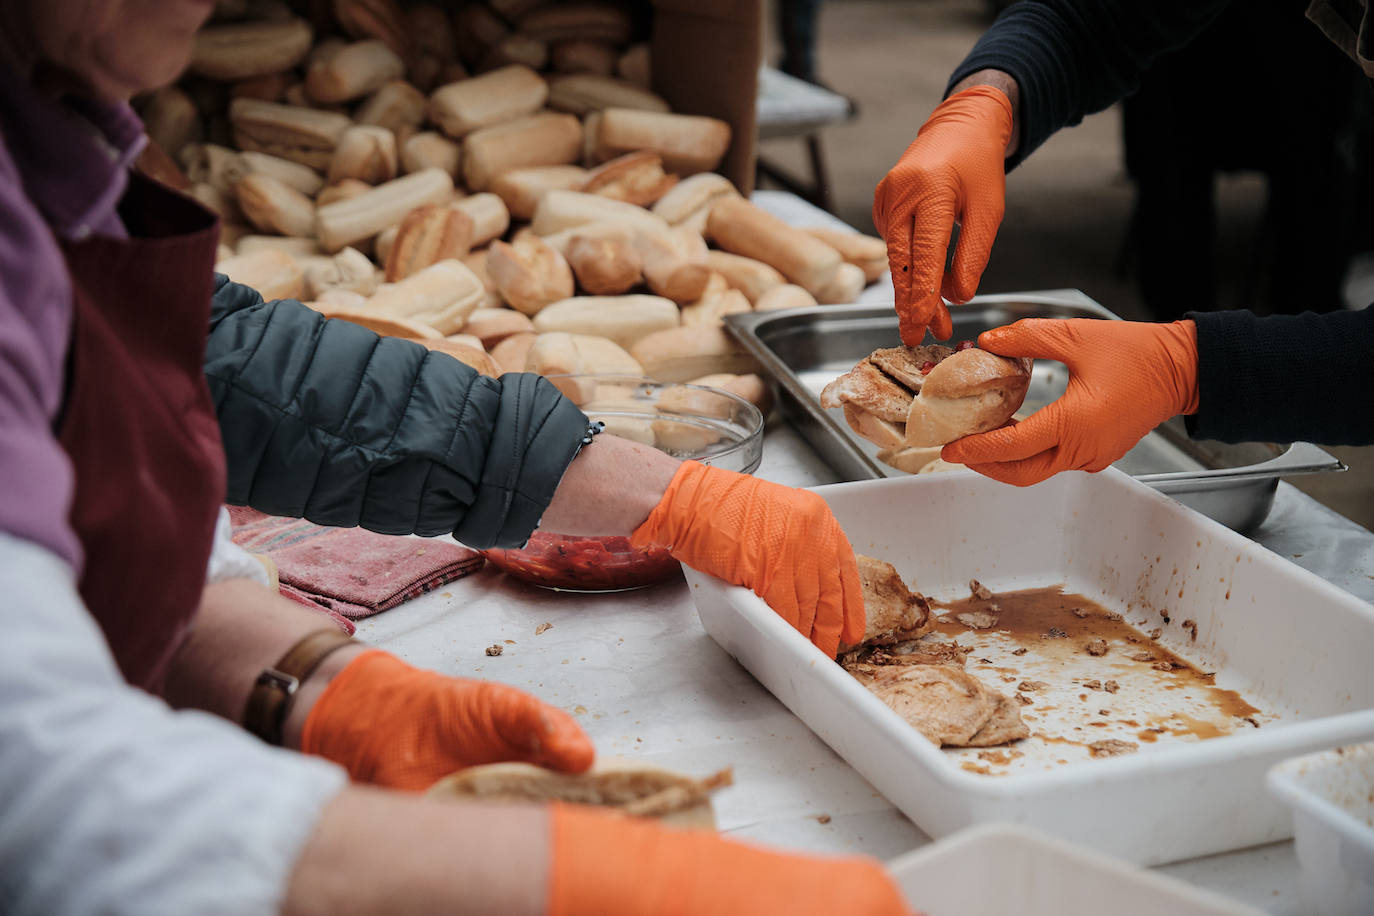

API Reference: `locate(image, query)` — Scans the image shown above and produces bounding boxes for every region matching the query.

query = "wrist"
[279,640,368,751]
[948,69,1021,156]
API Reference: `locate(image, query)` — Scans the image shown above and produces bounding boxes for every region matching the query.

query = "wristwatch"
[244,629,356,746]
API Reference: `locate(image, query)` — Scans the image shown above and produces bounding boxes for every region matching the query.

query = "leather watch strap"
[244,629,356,746]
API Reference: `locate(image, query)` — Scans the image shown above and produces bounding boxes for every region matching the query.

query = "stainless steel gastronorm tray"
[725,290,1345,533]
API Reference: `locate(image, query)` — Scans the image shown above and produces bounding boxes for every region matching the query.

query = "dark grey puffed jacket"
[202,275,589,549]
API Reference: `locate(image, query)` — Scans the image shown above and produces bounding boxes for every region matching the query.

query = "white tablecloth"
[356,193,1374,914]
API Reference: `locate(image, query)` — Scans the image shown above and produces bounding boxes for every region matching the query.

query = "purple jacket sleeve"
[0,142,81,570]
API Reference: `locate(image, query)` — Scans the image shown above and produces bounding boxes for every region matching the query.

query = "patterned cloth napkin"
[228,507,484,626]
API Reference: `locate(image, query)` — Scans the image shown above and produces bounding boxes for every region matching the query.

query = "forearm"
[286,790,549,916]
[161,577,365,750]
[949,69,1021,157]
[538,433,680,535]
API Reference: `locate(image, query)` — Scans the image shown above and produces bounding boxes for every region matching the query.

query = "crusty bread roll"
[461,111,583,191]
[317,307,443,340]
[525,331,643,402]
[408,337,500,377]
[565,233,642,295]
[532,294,680,349]
[428,65,548,138]
[531,189,669,237]
[821,345,1031,454]
[216,248,304,302]
[813,261,867,306]
[587,108,732,176]
[460,307,534,349]
[652,172,739,235]
[581,151,678,207]
[803,226,888,283]
[753,283,818,312]
[702,251,785,305]
[490,165,590,221]
[451,193,511,248]
[490,330,537,374]
[630,325,760,383]
[545,73,669,116]
[487,235,575,316]
[427,760,731,831]
[706,197,842,299]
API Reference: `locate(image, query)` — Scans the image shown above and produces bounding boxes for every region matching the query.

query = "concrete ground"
[757,0,1374,531]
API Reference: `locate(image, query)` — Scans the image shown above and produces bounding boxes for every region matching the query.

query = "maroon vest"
[57,173,226,690]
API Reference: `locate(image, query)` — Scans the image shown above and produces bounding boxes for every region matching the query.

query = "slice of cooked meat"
[850,664,997,747]
[838,555,935,654]
[867,344,954,390]
[840,637,966,670]
[819,359,912,421]
[963,694,1030,746]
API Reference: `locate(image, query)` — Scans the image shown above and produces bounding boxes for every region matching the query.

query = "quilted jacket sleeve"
[203,275,588,549]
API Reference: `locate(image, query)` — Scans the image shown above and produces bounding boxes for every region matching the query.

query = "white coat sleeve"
[0,531,348,916]
[205,505,269,586]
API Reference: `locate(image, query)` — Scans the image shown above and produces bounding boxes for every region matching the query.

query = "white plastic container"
[889,822,1262,915]
[1267,742,1374,915]
[687,468,1374,864]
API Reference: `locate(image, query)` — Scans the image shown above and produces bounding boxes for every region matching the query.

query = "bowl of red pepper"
[482,376,765,592]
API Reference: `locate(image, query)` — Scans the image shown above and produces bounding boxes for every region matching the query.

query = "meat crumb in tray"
[840,557,1270,775]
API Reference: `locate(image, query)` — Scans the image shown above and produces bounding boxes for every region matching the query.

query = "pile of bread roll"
[140,0,889,409]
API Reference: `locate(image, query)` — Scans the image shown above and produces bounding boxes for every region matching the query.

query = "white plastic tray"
[687,468,1374,864]
[889,822,1262,915]
[1267,742,1374,915]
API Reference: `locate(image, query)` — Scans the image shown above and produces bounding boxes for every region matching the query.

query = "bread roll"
[517,5,633,44]
[190,18,314,81]
[315,178,372,208]
[409,337,500,377]
[581,151,678,207]
[429,760,729,830]
[702,251,785,304]
[355,80,428,133]
[428,65,548,138]
[365,259,485,333]
[820,345,1032,452]
[532,295,680,349]
[530,189,669,237]
[238,151,325,197]
[490,331,537,374]
[304,246,379,299]
[461,112,582,191]
[461,307,535,348]
[384,204,474,282]
[460,249,504,310]
[754,283,818,312]
[549,39,617,76]
[706,197,843,299]
[487,235,575,315]
[450,193,510,247]
[490,165,590,221]
[236,235,323,259]
[803,226,888,282]
[813,261,867,305]
[327,125,398,185]
[480,34,549,73]
[565,233,642,295]
[679,288,751,327]
[687,372,773,416]
[215,249,304,301]
[315,168,455,252]
[651,172,739,231]
[525,332,644,402]
[400,131,462,178]
[904,348,1032,447]
[545,74,669,116]
[234,173,316,237]
[306,39,405,103]
[587,108,731,175]
[141,87,201,161]
[630,325,760,383]
[317,307,443,340]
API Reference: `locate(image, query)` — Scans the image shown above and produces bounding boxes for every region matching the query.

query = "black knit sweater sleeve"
[946,0,1233,168]
[1186,306,1374,445]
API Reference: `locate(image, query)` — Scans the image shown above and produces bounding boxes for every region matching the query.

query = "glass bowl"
[483,375,766,592]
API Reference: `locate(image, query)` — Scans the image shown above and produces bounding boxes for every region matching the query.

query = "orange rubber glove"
[630,461,864,658]
[942,318,1200,486]
[548,804,915,916]
[872,86,1013,345]
[301,650,594,790]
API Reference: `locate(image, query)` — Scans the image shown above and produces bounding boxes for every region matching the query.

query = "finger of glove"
[484,685,596,773]
[977,319,1078,362]
[833,542,866,656]
[778,549,821,651]
[941,193,1002,304]
[961,455,1060,487]
[942,407,1061,465]
[928,300,954,342]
